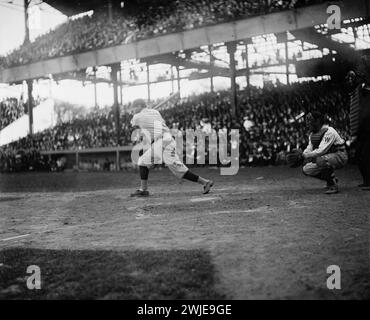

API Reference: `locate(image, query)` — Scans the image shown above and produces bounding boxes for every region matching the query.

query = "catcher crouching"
[300,111,348,194]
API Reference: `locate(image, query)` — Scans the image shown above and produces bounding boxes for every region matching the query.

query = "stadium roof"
[42,0,142,16]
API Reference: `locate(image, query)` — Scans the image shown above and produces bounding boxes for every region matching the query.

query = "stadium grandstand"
[0,0,369,172]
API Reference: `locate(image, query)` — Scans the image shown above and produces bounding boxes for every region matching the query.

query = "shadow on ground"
[0,247,226,300]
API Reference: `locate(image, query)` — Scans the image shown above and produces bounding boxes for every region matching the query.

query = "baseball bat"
[288,111,305,124]
[152,91,180,110]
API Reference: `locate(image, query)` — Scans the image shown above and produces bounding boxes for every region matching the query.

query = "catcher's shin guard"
[315,167,335,185]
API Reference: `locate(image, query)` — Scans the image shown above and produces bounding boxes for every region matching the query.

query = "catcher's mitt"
[286,149,304,168]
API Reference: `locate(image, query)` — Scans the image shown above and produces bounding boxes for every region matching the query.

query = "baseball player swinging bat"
[129,93,214,197]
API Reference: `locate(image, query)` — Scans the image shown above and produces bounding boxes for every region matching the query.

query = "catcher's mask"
[306,111,324,133]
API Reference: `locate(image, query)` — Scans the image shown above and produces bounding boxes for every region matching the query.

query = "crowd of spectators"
[0,97,26,131]
[163,80,350,166]
[0,95,44,131]
[4,107,132,152]
[0,0,325,69]
[0,80,351,171]
[0,146,53,172]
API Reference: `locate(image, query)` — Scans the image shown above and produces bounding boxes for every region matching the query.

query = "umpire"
[346,59,370,190]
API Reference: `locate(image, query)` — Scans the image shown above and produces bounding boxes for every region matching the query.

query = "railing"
[40,145,134,171]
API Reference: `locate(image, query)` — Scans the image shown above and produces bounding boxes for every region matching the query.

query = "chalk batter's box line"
[0,215,129,245]
[1,234,31,241]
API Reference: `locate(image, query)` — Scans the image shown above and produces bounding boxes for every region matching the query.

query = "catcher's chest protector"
[310,127,329,149]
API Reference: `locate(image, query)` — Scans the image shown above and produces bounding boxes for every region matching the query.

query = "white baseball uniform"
[131,108,188,179]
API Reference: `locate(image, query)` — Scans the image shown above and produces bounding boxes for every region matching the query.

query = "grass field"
[0,166,369,299]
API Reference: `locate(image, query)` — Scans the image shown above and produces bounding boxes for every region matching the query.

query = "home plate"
[190,196,219,203]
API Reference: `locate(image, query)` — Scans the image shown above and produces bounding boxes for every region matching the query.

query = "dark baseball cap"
[132,99,147,110]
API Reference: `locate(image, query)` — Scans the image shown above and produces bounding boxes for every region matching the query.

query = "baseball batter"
[302,111,348,194]
[130,99,214,197]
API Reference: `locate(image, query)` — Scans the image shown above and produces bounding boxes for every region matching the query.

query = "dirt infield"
[0,166,369,299]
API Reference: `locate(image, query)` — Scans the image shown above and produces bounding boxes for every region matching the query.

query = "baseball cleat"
[203,180,214,194]
[325,184,339,194]
[325,177,338,191]
[130,189,149,197]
